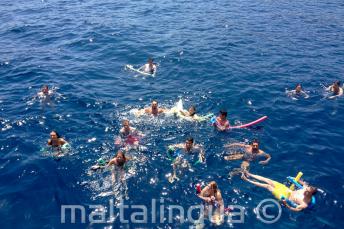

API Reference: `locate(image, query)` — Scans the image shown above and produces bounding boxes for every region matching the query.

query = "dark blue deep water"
[1,0,344,228]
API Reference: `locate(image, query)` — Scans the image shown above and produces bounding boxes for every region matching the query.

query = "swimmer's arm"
[60,139,67,145]
[224,153,244,161]
[179,110,188,116]
[47,139,52,145]
[137,64,146,71]
[283,201,306,212]
[158,108,166,113]
[259,151,271,165]
[325,86,332,91]
[216,192,224,207]
[301,91,309,98]
[224,143,246,148]
[198,188,211,202]
[107,158,117,167]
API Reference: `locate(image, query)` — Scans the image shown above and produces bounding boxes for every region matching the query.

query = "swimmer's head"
[251,139,259,150]
[334,80,341,86]
[305,186,317,198]
[189,106,196,116]
[50,131,60,139]
[42,85,49,94]
[295,84,302,93]
[185,137,194,150]
[151,100,158,109]
[209,181,218,193]
[122,120,130,129]
[219,110,227,119]
[148,58,154,64]
[116,151,126,166]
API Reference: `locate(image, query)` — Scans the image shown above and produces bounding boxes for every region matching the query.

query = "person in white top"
[139,58,157,74]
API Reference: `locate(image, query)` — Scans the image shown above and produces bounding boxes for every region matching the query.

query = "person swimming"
[47,130,68,157]
[242,171,317,212]
[167,137,205,183]
[197,181,224,225]
[115,119,144,148]
[224,139,271,175]
[107,151,130,183]
[287,83,309,99]
[138,58,157,74]
[179,105,196,117]
[213,110,230,131]
[326,80,343,99]
[135,100,166,116]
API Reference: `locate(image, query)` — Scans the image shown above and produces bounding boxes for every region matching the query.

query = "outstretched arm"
[282,200,306,212]
[259,151,271,165]
[224,143,247,148]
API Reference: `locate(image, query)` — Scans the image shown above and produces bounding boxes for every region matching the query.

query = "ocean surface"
[1,0,344,228]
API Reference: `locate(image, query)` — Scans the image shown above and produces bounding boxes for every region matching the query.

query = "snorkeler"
[213,110,230,131]
[47,131,68,157]
[326,81,343,99]
[242,171,317,212]
[197,181,224,225]
[138,58,157,74]
[167,137,205,183]
[224,139,271,174]
[115,120,144,148]
[287,83,309,99]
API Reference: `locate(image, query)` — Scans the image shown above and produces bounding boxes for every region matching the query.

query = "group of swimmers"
[39,65,342,225]
[287,81,343,99]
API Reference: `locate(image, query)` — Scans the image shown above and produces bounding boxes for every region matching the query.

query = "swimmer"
[47,131,68,157]
[213,110,230,131]
[107,151,130,183]
[326,81,343,99]
[242,171,317,212]
[136,100,167,116]
[224,139,271,176]
[115,120,144,148]
[168,137,205,183]
[37,85,53,98]
[179,105,197,118]
[138,58,157,74]
[287,83,309,99]
[197,181,224,224]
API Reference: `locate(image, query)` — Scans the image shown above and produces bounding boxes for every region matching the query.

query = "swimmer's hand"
[281,200,287,206]
[259,160,269,165]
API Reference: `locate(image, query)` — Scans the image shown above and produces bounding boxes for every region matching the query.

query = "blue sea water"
[1,0,344,228]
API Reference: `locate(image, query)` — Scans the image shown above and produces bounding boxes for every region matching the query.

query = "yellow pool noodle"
[290,172,303,191]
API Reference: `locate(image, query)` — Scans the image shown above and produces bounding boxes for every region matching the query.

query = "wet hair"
[251,139,259,145]
[308,186,318,195]
[220,110,227,117]
[209,181,218,193]
[148,58,154,63]
[51,130,61,138]
[334,80,341,86]
[152,100,158,104]
[189,106,196,116]
[186,137,194,144]
[116,151,126,167]
[296,83,301,88]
